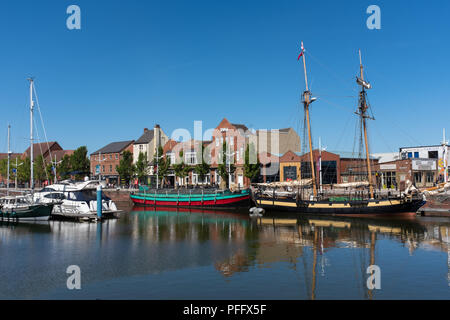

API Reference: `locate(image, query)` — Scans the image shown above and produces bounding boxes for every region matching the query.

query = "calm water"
[0,208,449,300]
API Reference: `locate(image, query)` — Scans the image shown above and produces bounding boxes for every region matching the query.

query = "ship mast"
[7,124,11,196]
[301,42,317,198]
[356,50,374,199]
[28,78,34,193]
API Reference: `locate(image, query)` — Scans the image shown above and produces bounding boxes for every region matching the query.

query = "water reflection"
[0,209,449,299]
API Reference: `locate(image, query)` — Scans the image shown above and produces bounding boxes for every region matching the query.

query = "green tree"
[18,157,31,185]
[116,150,135,186]
[0,159,9,182]
[173,155,184,188]
[34,156,47,187]
[58,154,72,180]
[70,146,90,180]
[153,146,170,187]
[45,162,55,183]
[244,143,261,183]
[194,145,210,184]
[135,152,149,184]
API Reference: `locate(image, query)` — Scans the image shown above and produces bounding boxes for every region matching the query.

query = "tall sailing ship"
[252,43,425,214]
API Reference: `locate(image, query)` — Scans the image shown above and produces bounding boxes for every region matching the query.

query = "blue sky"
[0,0,449,155]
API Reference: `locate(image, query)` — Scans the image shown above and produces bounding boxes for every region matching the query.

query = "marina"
[0,208,449,299]
[0,0,449,304]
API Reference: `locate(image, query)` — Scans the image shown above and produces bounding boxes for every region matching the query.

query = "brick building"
[23,142,74,163]
[277,149,379,188]
[0,142,73,186]
[90,140,134,185]
[374,158,438,190]
[210,118,252,188]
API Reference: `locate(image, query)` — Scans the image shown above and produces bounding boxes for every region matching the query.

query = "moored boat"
[252,43,425,215]
[0,195,54,221]
[33,179,122,217]
[130,188,251,210]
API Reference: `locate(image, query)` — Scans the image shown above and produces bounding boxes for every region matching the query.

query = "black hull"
[255,197,425,215]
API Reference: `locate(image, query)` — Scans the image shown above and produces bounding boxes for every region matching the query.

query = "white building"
[133,124,169,164]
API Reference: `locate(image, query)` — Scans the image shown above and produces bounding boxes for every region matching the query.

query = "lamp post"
[50,154,62,185]
[12,158,23,190]
[155,150,164,189]
[225,149,235,190]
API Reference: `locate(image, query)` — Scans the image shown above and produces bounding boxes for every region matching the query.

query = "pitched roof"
[163,139,178,153]
[52,150,74,161]
[23,142,62,159]
[231,123,248,132]
[134,129,155,144]
[91,140,134,155]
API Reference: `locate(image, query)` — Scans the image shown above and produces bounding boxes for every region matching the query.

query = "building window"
[215,137,219,147]
[321,161,337,184]
[301,162,314,179]
[283,166,297,181]
[167,152,175,164]
[408,152,412,159]
[110,165,112,172]
[115,154,118,160]
[185,152,197,165]
[428,151,438,159]
[139,145,143,151]
[110,154,112,159]
[414,172,422,184]
[426,172,434,183]
[414,152,419,158]
[382,171,396,189]
[102,165,105,172]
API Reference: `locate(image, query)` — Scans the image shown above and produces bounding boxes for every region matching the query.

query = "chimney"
[154,124,161,150]
[144,128,149,133]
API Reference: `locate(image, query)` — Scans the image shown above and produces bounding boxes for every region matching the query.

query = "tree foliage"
[34,156,47,185]
[244,143,261,183]
[194,146,210,183]
[70,146,90,180]
[57,154,72,180]
[135,152,149,183]
[116,150,135,186]
[153,146,170,187]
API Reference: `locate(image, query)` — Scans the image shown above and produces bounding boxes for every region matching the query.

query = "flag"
[297,42,305,61]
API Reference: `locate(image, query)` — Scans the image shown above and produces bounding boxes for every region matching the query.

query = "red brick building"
[90,140,134,185]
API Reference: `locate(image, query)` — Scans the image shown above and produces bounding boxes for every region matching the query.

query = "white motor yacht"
[33,179,121,216]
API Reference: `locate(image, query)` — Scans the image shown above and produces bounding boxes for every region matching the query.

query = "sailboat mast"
[358,50,374,199]
[301,42,317,198]
[29,78,34,193]
[7,124,11,196]
[319,137,323,192]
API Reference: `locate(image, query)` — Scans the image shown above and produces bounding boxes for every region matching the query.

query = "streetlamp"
[97,152,106,183]
[12,158,24,189]
[50,154,62,184]
[154,149,164,190]
[225,149,235,190]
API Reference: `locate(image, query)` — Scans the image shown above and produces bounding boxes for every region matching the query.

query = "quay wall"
[104,189,134,212]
